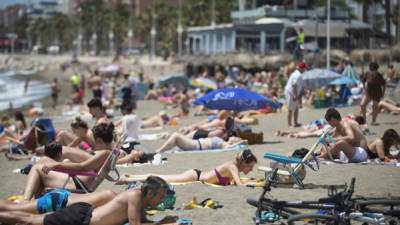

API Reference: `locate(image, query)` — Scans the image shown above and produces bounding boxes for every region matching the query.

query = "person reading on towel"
[116,149,257,186]
[317,108,369,163]
[155,132,246,153]
[0,176,178,225]
[23,123,115,200]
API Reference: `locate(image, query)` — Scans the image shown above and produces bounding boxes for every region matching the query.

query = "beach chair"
[52,135,127,193]
[5,118,55,155]
[258,128,333,188]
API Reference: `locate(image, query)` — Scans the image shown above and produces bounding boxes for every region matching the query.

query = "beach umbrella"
[329,76,358,86]
[302,68,342,90]
[190,77,217,90]
[157,75,189,89]
[342,64,360,81]
[193,88,281,112]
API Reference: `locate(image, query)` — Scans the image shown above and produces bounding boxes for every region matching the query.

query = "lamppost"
[177,0,183,57]
[150,4,156,62]
[326,0,331,69]
[91,5,97,55]
[109,30,114,56]
[77,7,82,56]
[128,1,133,50]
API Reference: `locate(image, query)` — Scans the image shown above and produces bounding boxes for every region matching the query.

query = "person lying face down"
[0,176,178,225]
[117,149,258,186]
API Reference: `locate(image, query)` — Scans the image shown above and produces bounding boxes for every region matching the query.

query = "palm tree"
[383,0,392,44]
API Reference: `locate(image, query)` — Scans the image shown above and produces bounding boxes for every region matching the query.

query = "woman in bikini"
[23,123,115,200]
[56,117,95,150]
[366,129,400,162]
[117,149,257,186]
[155,132,246,153]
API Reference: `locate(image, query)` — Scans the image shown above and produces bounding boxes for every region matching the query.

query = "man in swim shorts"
[318,108,369,163]
[0,176,177,225]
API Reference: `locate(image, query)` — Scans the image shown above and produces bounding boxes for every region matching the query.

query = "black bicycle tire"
[356,199,400,217]
[287,213,339,225]
[247,197,294,218]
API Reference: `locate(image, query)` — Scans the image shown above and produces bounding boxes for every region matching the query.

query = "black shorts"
[193,130,210,140]
[93,89,102,99]
[44,202,93,225]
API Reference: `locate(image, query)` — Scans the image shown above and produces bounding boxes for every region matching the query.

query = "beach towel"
[138,132,169,141]
[320,158,400,166]
[166,143,248,154]
[169,177,265,187]
[116,160,167,168]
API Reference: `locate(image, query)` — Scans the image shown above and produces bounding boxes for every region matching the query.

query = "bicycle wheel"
[287,213,338,225]
[246,197,293,219]
[357,199,400,218]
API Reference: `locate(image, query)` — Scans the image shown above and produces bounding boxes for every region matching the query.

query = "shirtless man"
[0,176,178,225]
[318,108,369,163]
[88,70,103,99]
[87,98,108,125]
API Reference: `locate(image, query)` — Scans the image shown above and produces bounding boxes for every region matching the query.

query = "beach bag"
[238,131,263,145]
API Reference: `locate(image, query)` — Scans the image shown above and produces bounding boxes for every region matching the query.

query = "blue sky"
[0,0,28,9]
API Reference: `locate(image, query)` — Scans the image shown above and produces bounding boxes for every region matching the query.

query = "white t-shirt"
[284,69,303,96]
[121,114,140,142]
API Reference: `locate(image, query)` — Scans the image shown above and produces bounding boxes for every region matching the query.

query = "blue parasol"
[193,88,281,112]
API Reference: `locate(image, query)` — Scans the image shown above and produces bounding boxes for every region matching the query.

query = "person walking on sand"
[284,62,307,127]
[360,62,386,125]
[51,78,61,108]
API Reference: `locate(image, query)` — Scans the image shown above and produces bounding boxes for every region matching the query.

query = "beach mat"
[139,132,169,141]
[170,177,264,187]
[166,144,248,154]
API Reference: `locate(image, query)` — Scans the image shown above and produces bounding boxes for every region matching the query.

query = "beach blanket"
[320,158,400,166]
[116,160,167,168]
[138,132,169,141]
[165,143,248,154]
[169,177,265,187]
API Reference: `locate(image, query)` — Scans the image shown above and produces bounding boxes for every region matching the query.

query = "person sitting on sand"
[23,123,115,200]
[156,132,246,153]
[117,149,257,186]
[0,176,178,225]
[317,108,369,163]
[56,117,95,150]
[366,128,400,162]
[114,102,140,142]
[0,189,115,214]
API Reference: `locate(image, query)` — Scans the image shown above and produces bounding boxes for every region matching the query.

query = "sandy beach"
[0,54,399,225]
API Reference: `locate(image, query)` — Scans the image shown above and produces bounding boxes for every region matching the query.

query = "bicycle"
[247,169,400,224]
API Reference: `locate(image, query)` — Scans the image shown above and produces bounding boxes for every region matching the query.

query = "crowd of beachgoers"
[0,53,399,225]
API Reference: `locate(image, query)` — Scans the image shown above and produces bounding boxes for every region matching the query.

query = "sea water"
[0,70,51,111]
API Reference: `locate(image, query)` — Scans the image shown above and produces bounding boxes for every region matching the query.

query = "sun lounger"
[258,128,333,188]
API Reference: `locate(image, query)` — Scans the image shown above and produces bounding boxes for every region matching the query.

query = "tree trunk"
[385,0,392,45]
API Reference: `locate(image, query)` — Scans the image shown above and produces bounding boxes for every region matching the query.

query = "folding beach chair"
[52,134,127,193]
[258,128,333,188]
[5,118,56,155]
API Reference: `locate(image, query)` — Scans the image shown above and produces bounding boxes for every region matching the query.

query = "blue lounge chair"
[259,128,333,188]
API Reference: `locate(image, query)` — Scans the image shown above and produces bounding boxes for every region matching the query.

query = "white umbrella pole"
[326,0,331,70]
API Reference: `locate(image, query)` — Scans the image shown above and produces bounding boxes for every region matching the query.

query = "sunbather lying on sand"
[23,123,115,200]
[378,98,400,115]
[0,176,177,225]
[140,111,177,129]
[117,149,257,186]
[0,189,115,214]
[156,132,247,153]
